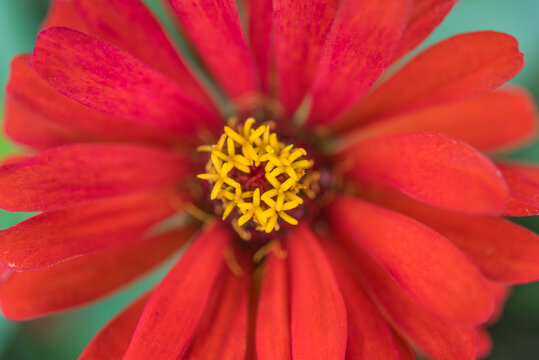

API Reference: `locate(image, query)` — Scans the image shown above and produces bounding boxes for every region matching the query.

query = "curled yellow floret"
[197,118,317,234]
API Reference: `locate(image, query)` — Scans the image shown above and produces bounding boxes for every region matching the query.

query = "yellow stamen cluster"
[197,118,317,234]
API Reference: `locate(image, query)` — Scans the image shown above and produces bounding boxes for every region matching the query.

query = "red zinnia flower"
[1,0,538,359]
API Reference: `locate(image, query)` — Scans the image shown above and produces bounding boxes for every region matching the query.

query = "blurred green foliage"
[0,1,538,359]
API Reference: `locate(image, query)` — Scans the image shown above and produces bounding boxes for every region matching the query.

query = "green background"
[1,0,539,359]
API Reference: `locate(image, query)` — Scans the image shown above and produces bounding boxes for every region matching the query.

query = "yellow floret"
[197,118,318,234]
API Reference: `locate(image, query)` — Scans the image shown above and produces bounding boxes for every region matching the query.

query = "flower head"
[0,0,538,359]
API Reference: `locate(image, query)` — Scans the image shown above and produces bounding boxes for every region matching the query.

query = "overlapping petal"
[245,0,273,93]
[0,143,191,212]
[123,222,230,360]
[502,161,539,182]
[476,327,493,359]
[306,0,410,126]
[166,0,257,99]
[324,244,401,360]
[73,0,214,108]
[392,330,417,360]
[30,27,220,136]
[391,0,457,62]
[358,183,539,284]
[497,162,539,216]
[79,293,151,360]
[341,132,509,213]
[344,88,537,153]
[184,255,249,359]
[0,191,181,271]
[485,281,510,324]
[332,239,479,360]
[273,0,338,116]
[328,196,494,325]
[336,31,524,129]
[41,0,87,31]
[288,225,347,360]
[4,93,91,149]
[0,226,195,320]
[256,249,291,360]
[6,55,180,148]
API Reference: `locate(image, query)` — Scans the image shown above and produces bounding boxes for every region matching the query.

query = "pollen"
[197,118,318,234]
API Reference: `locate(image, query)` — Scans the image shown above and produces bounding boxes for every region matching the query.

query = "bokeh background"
[0,0,539,359]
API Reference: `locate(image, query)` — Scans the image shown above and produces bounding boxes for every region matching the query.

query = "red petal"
[41,0,87,31]
[4,94,89,149]
[0,154,26,166]
[501,161,539,183]
[306,0,410,126]
[485,281,510,324]
[273,0,338,116]
[245,0,272,93]
[392,330,417,360]
[288,225,347,360]
[166,0,257,99]
[73,0,214,108]
[123,222,231,360]
[326,240,418,360]
[184,254,250,359]
[325,246,401,360]
[476,328,492,359]
[341,132,509,213]
[79,292,151,360]
[328,196,494,325]
[0,226,196,320]
[497,162,539,216]
[391,0,457,62]
[30,27,220,136]
[337,31,524,126]
[358,183,539,284]
[5,55,180,148]
[0,143,190,212]
[256,250,291,360]
[345,88,537,153]
[333,235,479,360]
[0,191,179,271]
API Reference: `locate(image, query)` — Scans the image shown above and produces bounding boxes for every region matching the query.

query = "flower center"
[197,118,319,235]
